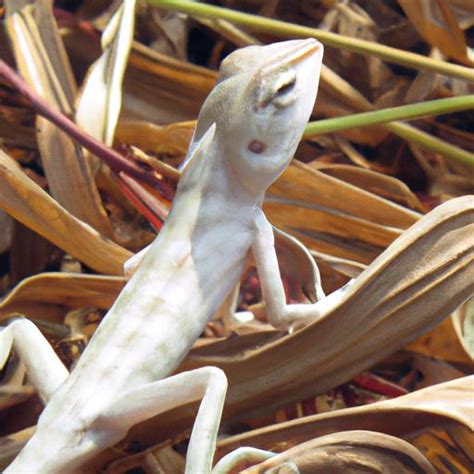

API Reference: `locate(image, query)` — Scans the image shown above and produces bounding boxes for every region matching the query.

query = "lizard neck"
[197,149,267,211]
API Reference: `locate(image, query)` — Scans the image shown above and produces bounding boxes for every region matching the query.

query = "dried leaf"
[316,164,425,212]
[266,161,421,262]
[0,355,31,411]
[0,386,34,412]
[0,149,131,275]
[216,376,474,457]
[406,316,473,365]
[122,42,217,123]
[104,441,185,474]
[405,425,473,473]
[0,272,126,323]
[242,431,435,473]
[274,227,324,303]
[76,0,136,146]
[8,222,57,285]
[397,0,471,65]
[451,297,474,360]
[5,1,113,236]
[0,427,34,469]
[115,120,195,158]
[0,210,13,254]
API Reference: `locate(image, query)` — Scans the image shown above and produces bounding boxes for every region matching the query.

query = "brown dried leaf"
[0,211,13,254]
[122,42,217,123]
[398,0,471,65]
[0,356,31,411]
[451,297,474,361]
[0,272,126,323]
[406,425,473,473]
[76,0,136,146]
[316,164,425,212]
[405,316,473,366]
[274,227,324,303]
[5,1,113,237]
[0,149,131,275]
[115,120,195,158]
[266,161,421,262]
[8,222,57,286]
[242,431,435,474]
[0,386,33,412]
[104,441,185,474]
[216,376,473,457]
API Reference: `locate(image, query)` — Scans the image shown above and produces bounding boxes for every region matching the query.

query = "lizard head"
[195,38,323,196]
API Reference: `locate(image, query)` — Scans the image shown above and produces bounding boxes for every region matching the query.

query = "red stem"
[0,59,159,186]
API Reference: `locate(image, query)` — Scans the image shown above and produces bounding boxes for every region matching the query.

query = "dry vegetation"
[0,0,473,472]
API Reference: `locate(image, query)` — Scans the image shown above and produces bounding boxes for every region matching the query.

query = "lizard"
[0,38,328,473]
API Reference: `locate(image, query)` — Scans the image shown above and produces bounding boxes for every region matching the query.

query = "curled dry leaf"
[0,149,131,275]
[0,272,126,323]
[83,196,473,458]
[312,251,367,280]
[180,196,474,423]
[76,0,136,146]
[5,1,113,237]
[450,296,474,361]
[216,376,474,458]
[242,430,435,474]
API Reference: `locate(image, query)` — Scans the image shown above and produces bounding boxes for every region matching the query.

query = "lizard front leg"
[252,211,352,330]
[94,367,227,474]
[0,318,68,403]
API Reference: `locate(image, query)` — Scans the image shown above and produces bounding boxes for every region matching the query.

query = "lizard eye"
[258,69,297,109]
[272,73,296,108]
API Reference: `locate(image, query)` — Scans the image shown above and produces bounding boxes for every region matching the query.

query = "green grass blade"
[150,0,474,82]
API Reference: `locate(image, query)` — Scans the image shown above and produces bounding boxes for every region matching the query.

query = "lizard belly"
[58,221,251,403]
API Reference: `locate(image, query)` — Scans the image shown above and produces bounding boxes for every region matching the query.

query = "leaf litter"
[0,1,473,472]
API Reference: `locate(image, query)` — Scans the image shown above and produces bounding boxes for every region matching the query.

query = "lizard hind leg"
[94,366,228,474]
[0,318,68,403]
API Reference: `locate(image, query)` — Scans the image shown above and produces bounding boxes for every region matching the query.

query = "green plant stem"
[150,0,474,82]
[305,95,474,168]
[305,95,474,134]
[305,96,474,167]
[385,122,474,168]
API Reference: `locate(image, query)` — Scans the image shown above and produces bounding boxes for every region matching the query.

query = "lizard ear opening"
[247,140,267,154]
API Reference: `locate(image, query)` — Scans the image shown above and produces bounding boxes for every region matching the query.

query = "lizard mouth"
[287,38,321,66]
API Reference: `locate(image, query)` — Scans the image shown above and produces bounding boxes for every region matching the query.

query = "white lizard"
[1,38,329,473]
